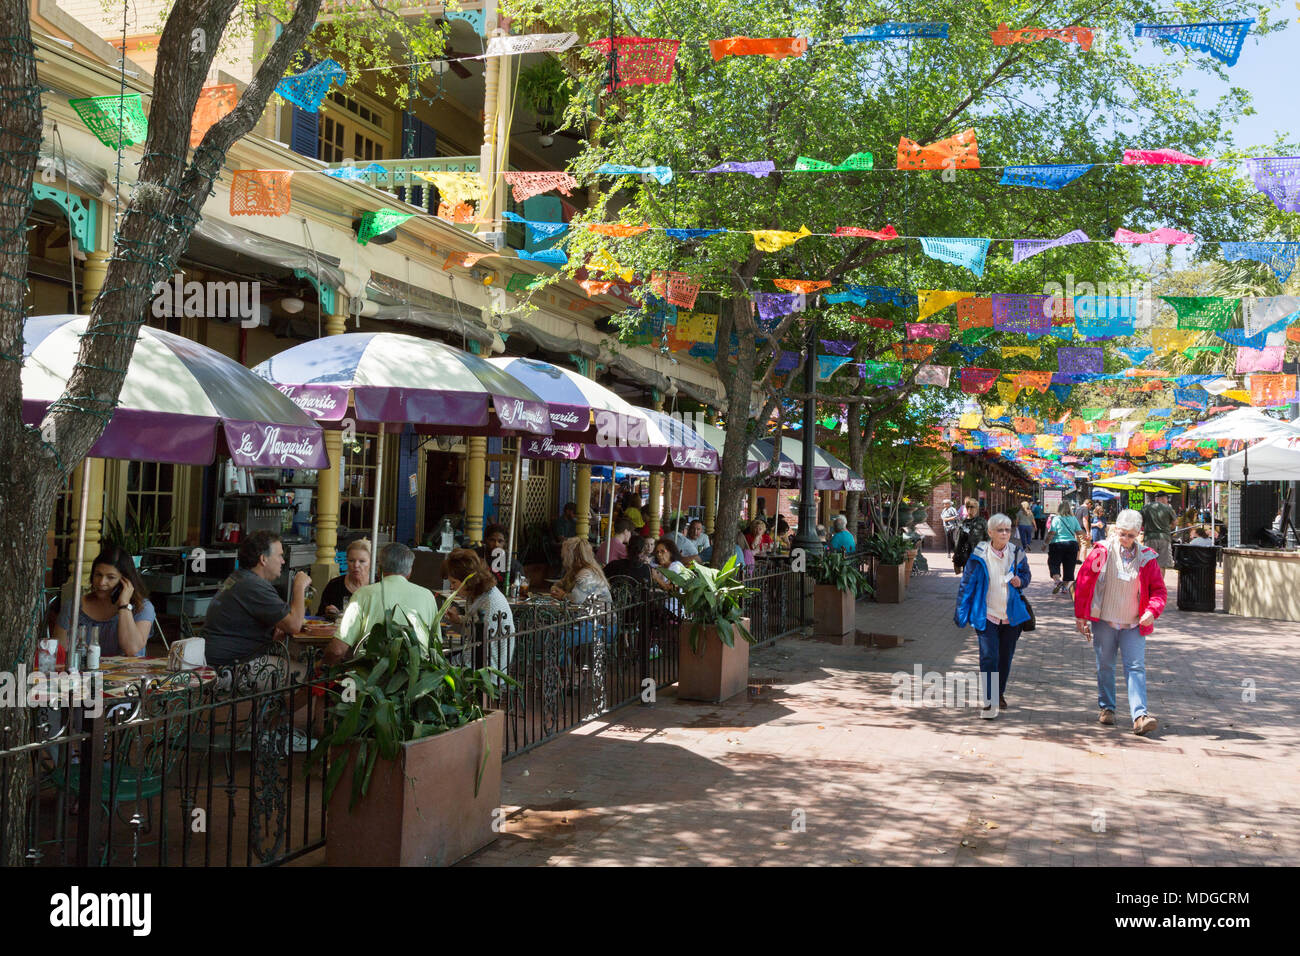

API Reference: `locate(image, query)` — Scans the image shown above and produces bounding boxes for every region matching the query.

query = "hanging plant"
[516,56,573,129]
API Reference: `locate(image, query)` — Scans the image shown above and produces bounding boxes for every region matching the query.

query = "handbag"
[1019,593,1036,631]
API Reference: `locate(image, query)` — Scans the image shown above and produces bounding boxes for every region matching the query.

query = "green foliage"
[517,56,575,126]
[660,554,756,652]
[811,550,872,596]
[505,0,1292,438]
[862,532,910,566]
[306,602,511,810]
[104,503,173,554]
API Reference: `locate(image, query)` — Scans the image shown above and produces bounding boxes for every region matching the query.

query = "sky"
[1133,2,1299,151]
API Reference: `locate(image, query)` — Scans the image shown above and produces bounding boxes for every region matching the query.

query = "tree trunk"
[711,298,759,569]
[0,0,324,864]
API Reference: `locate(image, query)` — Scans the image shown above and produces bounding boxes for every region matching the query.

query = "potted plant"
[307,604,511,866]
[864,533,910,604]
[662,555,756,703]
[809,551,872,643]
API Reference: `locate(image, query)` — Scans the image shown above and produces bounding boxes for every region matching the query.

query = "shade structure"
[752,436,861,490]
[690,421,796,479]
[641,408,720,472]
[1094,475,1182,494]
[1175,408,1300,444]
[485,356,659,442]
[1140,463,1213,483]
[1092,488,1120,500]
[21,315,327,467]
[1210,436,1300,481]
[254,332,552,435]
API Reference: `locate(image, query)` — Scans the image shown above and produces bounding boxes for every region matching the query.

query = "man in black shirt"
[204,530,310,673]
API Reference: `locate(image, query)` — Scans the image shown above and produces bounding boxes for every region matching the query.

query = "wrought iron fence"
[1,655,331,868]
[1,564,804,866]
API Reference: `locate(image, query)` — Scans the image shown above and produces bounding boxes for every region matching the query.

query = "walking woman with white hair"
[1073,509,1167,736]
[954,513,1032,718]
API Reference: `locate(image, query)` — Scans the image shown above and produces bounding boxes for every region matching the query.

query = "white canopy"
[1210,435,1300,482]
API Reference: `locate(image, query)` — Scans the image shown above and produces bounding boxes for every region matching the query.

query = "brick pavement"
[460,548,1300,866]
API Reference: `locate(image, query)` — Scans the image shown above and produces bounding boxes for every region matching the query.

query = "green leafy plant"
[661,554,756,653]
[104,503,173,555]
[810,550,872,597]
[862,533,910,567]
[516,56,574,128]
[306,600,512,810]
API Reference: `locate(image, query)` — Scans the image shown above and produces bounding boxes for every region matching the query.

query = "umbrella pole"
[505,441,522,591]
[68,456,91,666]
[369,430,384,584]
[675,470,685,537]
[604,475,616,563]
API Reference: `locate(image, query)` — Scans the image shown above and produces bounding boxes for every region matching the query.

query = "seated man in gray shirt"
[204,530,310,679]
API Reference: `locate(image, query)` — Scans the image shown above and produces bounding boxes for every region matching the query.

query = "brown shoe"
[999,696,1008,710]
[1133,715,1158,736]
[1099,709,1115,725]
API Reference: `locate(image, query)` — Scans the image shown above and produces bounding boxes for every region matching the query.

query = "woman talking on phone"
[53,544,156,658]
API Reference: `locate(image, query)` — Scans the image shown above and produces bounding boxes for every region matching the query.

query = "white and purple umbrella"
[255,332,553,436]
[642,408,720,473]
[486,356,660,447]
[21,315,327,468]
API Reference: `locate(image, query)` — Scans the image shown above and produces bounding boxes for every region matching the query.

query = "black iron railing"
[1,565,804,866]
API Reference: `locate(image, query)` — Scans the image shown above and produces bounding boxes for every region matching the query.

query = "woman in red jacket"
[1073,509,1167,736]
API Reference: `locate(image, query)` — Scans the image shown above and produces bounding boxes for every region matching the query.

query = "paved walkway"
[461,549,1300,866]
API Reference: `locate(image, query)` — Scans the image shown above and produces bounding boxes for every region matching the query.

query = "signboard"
[1128,489,1144,509]
[1043,490,1062,513]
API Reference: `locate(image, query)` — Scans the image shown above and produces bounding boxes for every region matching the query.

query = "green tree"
[505,0,1286,558]
[0,0,449,864]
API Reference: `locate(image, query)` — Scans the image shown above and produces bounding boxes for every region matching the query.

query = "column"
[312,301,348,589]
[72,251,111,588]
[465,436,487,545]
[704,474,717,534]
[647,393,665,538]
[575,465,592,538]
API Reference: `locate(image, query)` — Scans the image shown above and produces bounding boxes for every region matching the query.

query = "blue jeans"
[975,620,1022,703]
[1092,621,1148,720]
[1017,525,1033,550]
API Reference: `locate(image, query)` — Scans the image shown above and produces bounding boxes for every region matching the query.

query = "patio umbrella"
[255,332,554,581]
[690,421,797,480]
[22,314,329,657]
[1176,408,1300,484]
[23,315,328,469]
[642,408,722,542]
[485,356,660,443]
[485,357,676,576]
[1140,463,1213,483]
[1093,475,1182,494]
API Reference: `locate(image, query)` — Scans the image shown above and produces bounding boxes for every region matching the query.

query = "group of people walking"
[953,503,1168,736]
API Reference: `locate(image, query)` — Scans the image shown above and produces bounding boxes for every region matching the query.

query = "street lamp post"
[793,317,823,555]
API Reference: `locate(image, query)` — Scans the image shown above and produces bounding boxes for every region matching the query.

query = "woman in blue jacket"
[954,513,1032,719]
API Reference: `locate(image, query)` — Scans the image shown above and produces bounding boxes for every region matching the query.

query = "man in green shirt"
[1140,492,1177,570]
[324,542,440,665]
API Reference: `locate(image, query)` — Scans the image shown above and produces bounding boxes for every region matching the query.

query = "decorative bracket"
[292,267,336,314]
[445,8,487,35]
[32,183,97,253]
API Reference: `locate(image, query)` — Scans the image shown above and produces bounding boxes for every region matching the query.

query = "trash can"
[1173,544,1217,612]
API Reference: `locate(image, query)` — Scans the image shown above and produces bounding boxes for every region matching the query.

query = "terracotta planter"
[677,618,751,703]
[813,584,856,643]
[325,710,504,867]
[875,563,906,603]
[904,548,918,585]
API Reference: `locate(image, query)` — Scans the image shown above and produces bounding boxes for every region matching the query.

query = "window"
[319,90,389,163]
